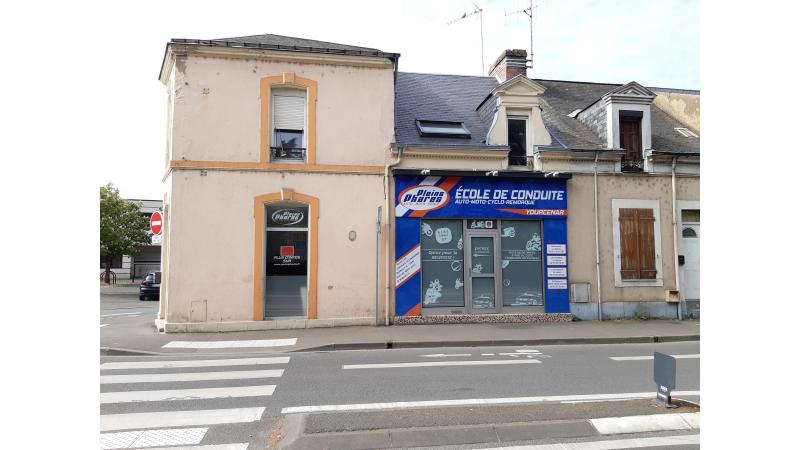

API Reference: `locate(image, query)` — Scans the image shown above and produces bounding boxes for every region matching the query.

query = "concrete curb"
[291,334,700,352]
[279,411,700,450]
[100,347,165,356]
[99,334,699,356]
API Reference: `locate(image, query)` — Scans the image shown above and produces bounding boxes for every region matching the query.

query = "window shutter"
[273,94,305,130]
[636,209,657,279]
[619,208,657,280]
[619,208,640,280]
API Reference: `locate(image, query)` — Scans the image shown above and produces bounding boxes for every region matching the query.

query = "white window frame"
[269,88,308,162]
[611,199,664,287]
[606,103,652,151]
[507,112,530,165]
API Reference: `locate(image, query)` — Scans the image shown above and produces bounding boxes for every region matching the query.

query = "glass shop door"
[465,223,501,314]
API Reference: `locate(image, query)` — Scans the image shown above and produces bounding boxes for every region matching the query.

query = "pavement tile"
[389,425,498,447]
[286,430,390,450]
[494,420,598,442]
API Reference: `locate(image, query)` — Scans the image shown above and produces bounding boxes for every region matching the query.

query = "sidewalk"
[100,318,699,355]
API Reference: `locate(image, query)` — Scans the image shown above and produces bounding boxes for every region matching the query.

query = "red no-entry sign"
[150,211,163,235]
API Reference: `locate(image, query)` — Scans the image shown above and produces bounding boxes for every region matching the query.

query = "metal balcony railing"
[270,147,306,162]
[621,157,644,172]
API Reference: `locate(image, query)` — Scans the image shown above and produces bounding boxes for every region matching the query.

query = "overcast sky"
[97,0,699,200]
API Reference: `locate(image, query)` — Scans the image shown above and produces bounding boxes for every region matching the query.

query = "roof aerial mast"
[505,0,537,72]
[447,2,485,75]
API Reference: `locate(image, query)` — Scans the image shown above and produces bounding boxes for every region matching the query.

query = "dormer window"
[416,120,471,138]
[619,110,643,172]
[507,117,527,165]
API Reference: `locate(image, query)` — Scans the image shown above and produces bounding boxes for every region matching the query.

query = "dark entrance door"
[264,203,309,318]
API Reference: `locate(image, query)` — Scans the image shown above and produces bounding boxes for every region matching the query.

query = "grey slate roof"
[171,33,398,59]
[395,72,504,149]
[395,73,699,155]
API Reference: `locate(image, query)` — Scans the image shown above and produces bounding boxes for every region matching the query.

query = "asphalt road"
[99,289,699,449]
[100,341,699,449]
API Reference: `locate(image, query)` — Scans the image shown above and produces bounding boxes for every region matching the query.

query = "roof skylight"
[416,120,471,138]
[675,127,699,138]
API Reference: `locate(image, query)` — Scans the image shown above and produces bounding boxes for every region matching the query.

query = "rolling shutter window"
[273,93,305,130]
[619,208,657,280]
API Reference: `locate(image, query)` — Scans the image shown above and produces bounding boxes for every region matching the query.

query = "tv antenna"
[505,0,537,70]
[447,2,484,74]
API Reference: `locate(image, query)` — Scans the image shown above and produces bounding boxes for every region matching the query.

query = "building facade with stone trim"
[157,36,699,332]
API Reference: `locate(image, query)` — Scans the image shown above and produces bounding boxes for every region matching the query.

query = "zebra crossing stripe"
[100,369,284,384]
[163,338,297,349]
[133,445,249,450]
[129,445,249,450]
[100,357,289,370]
[100,407,265,432]
[100,385,276,404]
[100,427,206,449]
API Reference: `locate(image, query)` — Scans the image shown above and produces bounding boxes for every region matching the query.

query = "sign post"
[652,352,678,408]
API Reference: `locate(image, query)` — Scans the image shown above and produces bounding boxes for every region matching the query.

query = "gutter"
[593,151,603,321]
[671,156,682,320]
[383,147,404,326]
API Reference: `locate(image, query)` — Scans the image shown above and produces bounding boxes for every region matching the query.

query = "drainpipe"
[383,147,404,326]
[593,152,603,321]
[671,156,682,320]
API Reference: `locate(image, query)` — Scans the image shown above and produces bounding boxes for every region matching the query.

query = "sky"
[94,0,699,200]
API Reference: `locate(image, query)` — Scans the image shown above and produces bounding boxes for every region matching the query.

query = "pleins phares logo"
[271,209,304,226]
[398,185,449,211]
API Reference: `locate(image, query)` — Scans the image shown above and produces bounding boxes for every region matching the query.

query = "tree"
[100,183,150,284]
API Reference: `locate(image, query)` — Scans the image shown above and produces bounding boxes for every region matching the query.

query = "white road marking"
[135,445,249,450]
[494,433,699,449]
[281,391,701,414]
[610,354,700,361]
[514,349,541,353]
[590,412,699,434]
[343,359,541,369]
[101,312,143,318]
[100,427,206,449]
[100,324,109,328]
[420,353,472,358]
[100,385,276,404]
[163,338,297,348]
[100,357,290,370]
[481,353,495,356]
[100,407,265,432]
[100,369,284,384]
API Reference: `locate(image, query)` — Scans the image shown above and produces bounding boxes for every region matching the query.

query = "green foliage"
[100,182,150,261]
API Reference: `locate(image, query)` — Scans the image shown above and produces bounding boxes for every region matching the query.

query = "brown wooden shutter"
[636,209,657,279]
[619,208,657,280]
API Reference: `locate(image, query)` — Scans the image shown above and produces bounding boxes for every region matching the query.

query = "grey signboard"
[653,352,677,408]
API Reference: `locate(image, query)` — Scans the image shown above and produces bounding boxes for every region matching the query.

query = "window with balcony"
[271,90,306,162]
[619,111,643,172]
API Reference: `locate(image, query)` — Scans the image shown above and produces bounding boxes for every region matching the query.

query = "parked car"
[139,271,161,301]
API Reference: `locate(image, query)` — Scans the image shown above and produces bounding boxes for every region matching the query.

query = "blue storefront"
[394,171,571,318]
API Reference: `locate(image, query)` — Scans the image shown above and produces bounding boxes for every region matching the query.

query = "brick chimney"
[488,49,528,81]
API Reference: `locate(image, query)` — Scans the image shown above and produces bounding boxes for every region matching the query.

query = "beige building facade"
[156,35,399,332]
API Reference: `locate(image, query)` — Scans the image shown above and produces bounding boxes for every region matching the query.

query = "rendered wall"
[566,173,699,303]
[170,51,395,166]
[165,170,384,323]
